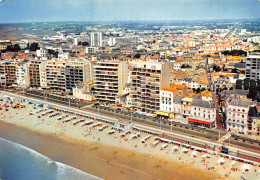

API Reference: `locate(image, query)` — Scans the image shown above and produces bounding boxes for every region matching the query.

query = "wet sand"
[0,121,223,180]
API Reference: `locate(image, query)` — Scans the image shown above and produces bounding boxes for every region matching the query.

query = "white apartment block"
[160,90,174,112]
[16,62,30,88]
[130,61,171,114]
[90,32,102,47]
[246,53,260,80]
[93,60,129,104]
[225,98,258,134]
[189,100,216,128]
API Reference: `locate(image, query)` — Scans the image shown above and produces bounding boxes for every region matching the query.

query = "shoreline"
[0,121,224,180]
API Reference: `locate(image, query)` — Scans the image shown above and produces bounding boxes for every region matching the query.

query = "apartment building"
[130,61,171,115]
[16,62,30,88]
[160,84,188,113]
[189,100,216,128]
[225,97,258,134]
[45,59,67,91]
[93,60,128,104]
[65,60,92,91]
[28,59,42,88]
[3,62,17,87]
[246,53,260,80]
[170,96,216,128]
[90,32,102,47]
[0,64,5,86]
[0,40,12,51]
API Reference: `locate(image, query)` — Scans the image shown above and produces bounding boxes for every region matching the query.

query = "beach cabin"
[108,130,115,135]
[152,141,160,147]
[160,143,168,150]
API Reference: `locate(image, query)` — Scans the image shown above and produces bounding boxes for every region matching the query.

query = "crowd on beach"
[1,95,260,179]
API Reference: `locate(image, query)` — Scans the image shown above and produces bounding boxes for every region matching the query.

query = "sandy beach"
[0,96,259,180]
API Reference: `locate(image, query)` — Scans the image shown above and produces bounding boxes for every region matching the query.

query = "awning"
[41,86,50,89]
[156,111,170,117]
[188,118,215,125]
[125,105,132,108]
[116,103,122,106]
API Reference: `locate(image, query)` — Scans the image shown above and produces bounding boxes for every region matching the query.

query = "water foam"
[0,137,102,180]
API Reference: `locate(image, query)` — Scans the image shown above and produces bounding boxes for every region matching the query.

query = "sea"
[0,137,102,180]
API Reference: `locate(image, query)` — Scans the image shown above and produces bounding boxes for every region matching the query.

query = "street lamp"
[160,116,162,129]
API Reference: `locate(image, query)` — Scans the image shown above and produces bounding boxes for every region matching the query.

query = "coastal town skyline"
[0,0,260,180]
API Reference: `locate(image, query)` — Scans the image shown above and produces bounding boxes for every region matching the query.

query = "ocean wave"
[0,137,102,180]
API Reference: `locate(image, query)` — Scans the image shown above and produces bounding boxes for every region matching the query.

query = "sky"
[0,0,259,23]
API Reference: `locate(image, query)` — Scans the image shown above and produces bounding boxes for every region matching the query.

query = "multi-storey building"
[45,59,66,91]
[28,59,42,88]
[0,64,5,86]
[225,96,258,134]
[246,53,260,80]
[4,62,17,87]
[170,96,216,128]
[0,40,12,51]
[93,60,128,104]
[65,60,92,91]
[130,61,171,115]
[90,32,102,47]
[16,62,30,88]
[188,100,216,128]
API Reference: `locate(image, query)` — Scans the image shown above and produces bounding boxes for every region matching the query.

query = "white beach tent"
[191,151,198,158]
[180,148,189,154]
[171,146,178,153]
[258,169,260,176]
[217,158,225,165]
[202,153,210,159]
[241,164,251,172]
[229,161,236,169]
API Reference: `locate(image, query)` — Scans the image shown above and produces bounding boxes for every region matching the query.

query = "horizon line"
[1,18,260,25]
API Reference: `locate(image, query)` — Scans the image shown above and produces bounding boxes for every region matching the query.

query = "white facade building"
[90,32,102,47]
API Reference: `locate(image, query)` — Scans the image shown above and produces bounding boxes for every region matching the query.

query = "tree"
[29,42,40,51]
[243,79,250,90]
[231,68,238,73]
[216,88,220,95]
[201,88,206,92]
[133,54,141,58]
[81,42,89,46]
[255,92,260,102]
[235,79,242,90]
[248,79,257,99]
[257,79,260,92]
[213,65,221,72]
[13,44,21,52]
[229,87,233,91]
[196,88,201,94]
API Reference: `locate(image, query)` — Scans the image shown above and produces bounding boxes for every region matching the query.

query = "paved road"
[88,106,260,152]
